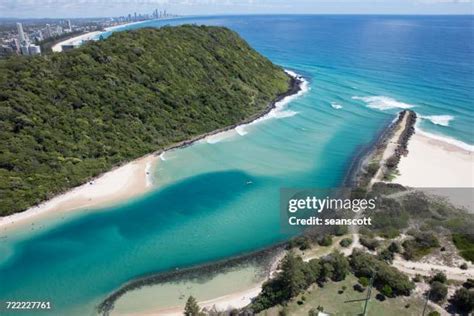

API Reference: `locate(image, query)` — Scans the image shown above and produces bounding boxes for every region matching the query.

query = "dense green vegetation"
[0,25,290,215]
[350,250,415,297]
[251,251,350,313]
[251,250,414,313]
[452,233,474,262]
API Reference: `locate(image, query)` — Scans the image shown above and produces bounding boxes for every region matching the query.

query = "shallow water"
[0,15,472,315]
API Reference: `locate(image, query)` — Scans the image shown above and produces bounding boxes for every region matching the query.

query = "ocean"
[0,15,473,315]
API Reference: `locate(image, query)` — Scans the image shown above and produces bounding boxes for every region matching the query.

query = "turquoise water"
[1,15,473,315]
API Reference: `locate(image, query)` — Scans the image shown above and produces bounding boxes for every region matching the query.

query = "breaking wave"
[352,96,414,111]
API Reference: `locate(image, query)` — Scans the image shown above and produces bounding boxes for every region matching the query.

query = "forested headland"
[0,25,290,215]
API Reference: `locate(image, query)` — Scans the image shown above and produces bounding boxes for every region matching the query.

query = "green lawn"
[258,274,435,316]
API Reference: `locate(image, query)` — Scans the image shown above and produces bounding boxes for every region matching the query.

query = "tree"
[429,281,447,303]
[0,26,291,216]
[323,251,349,281]
[279,252,308,297]
[450,288,474,313]
[184,296,201,316]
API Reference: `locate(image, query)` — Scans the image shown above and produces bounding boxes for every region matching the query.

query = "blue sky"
[1,0,473,18]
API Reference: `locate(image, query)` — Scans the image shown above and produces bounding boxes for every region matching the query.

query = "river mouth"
[1,15,473,316]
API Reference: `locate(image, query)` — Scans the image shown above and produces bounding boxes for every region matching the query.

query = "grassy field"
[258,274,435,316]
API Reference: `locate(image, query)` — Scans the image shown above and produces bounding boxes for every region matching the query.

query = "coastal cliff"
[0,25,292,215]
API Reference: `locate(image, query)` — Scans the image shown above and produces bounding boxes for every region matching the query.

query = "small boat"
[246,180,253,185]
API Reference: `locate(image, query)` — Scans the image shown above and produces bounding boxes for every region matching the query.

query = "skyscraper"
[16,22,26,43]
[45,24,52,38]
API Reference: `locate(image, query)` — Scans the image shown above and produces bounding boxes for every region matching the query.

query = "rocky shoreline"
[152,71,303,156]
[350,110,417,189]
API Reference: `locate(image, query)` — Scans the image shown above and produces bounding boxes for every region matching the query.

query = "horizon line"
[1,13,474,20]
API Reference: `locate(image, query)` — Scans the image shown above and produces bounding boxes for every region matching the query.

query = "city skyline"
[1,0,473,18]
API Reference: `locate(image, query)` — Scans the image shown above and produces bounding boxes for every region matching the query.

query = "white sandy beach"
[123,286,262,316]
[394,131,474,188]
[0,154,157,232]
[51,31,102,52]
[52,18,178,53]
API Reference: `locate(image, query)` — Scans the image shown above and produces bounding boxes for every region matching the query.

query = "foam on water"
[204,129,238,144]
[352,96,414,110]
[330,102,343,110]
[419,114,454,127]
[235,70,309,135]
[414,121,474,151]
[159,153,167,161]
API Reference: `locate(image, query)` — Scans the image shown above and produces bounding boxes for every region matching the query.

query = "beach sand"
[394,132,474,188]
[52,31,102,52]
[0,154,157,232]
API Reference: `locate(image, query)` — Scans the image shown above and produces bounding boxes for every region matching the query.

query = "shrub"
[360,236,380,251]
[403,232,439,260]
[318,235,333,247]
[288,236,311,251]
[388,241,402,253]
[427,311,440,316]
[450,288,474,313]
[412,274,423,283]
[377,248,395,263]
[463,279,474,289]
[339,238,353,248]
[431,272,447,284]
[359,277,369,287]
[429,281,447,303]
[381,284,393,298]
[334,225,348,236]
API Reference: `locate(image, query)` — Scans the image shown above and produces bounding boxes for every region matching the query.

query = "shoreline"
[52,17,182,53]
[393,129,474,188]
[98,244,286,315]
[0,71,304,233]
[0,154,157,233]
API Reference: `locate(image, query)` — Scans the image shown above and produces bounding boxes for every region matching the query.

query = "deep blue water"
[0,15,473,315]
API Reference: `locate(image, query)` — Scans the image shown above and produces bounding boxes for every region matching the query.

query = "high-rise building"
[20,45,29,55]
[12,38,20,53]
[28,45,41,56]
[45,24,52,38]
[67,20,72,31]
[16,22,26,43]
